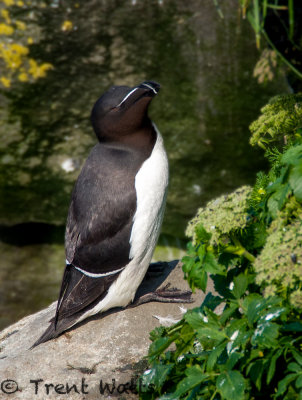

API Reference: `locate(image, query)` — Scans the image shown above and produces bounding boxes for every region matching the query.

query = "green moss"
[186,185,252,247]
[249,93,302,149]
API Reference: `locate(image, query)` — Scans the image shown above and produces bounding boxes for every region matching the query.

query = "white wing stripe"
[73,265,125,278]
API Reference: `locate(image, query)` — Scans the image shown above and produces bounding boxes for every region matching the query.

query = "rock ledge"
[0,261,209,399]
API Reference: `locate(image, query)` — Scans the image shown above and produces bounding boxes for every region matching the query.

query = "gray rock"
[0,261,216,399]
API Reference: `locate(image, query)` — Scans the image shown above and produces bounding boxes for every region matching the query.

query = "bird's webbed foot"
[130,283,193,307]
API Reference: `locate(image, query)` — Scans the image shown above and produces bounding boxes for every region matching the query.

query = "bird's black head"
[91,81,160,142]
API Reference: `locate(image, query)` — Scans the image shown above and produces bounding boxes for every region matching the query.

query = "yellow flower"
[28,58,38,78]
[18,72,28,82]
[27,37,33,44]
[0,43,26,70]
[15,20,26,30]
[2,0,15,5]
[0,76,11,87]
[0,23,14,35]
[1,9,11,24]
[29,59,53,78]
[11,43,29,55]
[16,0,24,6]
[38,62,53,77]
[61,20,73,31]
[258,188,266,195]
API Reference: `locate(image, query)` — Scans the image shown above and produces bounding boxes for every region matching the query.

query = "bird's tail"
[30,320,60,349]
[30,265,73,349]
[31,264,117,349]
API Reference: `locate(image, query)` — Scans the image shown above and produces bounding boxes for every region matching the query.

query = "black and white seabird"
[33,81,191,348]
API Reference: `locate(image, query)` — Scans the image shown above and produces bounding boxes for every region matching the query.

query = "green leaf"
[283,322,302,332]
[139,364,173,392]
[226,352,244,370]
[267,348,283,384]
[276,373,299,397]
[281,144,302,166]
[277,182,290,210]
[184,257,208,292]
[247,358,269,390]
[149,336,175,358]
[289,163,302,201]
[258,306,288,324]
[149,326,166,341]
[267,185,286,218]
[207,341,227,371]
[197,243,206,259]
[252,221,268,248]
[244,295,265,325]
[288,362,302,373]
[205,308,221,327]
[217,371,246,400]
[182,256,195,274]
[251,321,279,348]
[195,224,211,243]
[293,350,302,366]
[213,274,233,299]
[176,324,195,355]
[203,251,225,275]
[296,375,302,389]
[197,268,208,293]
[220,302,239,325]
[201,293,224,311]
[197,327,226,342]
[185,294,224,332]
[232,330,253,351]
[226,318,246,340]
[185,309,207,330]
[225,319,252,353]
[160,365,209,400]
[232,274,248,299]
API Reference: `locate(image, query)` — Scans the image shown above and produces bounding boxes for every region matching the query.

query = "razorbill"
[33,81,190,348]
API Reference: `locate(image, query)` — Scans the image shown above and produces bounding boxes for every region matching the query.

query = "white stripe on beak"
[116,87,139,107]
[141,83,158,94]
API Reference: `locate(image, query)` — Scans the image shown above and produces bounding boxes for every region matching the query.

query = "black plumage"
[32,81,160,347]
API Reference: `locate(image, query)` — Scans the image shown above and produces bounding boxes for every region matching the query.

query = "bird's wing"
[33,144,147,348]
[65,143,143,274]
[58,145,145,323]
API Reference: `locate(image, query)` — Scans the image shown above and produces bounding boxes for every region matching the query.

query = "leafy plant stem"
[262,29,302,80]
[167,321,184,335]
[228,236,256,263]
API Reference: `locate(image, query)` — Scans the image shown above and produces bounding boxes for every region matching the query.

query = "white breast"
[80,125,169,319]
[129,124,169,263]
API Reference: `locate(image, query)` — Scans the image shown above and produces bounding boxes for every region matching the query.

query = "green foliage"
[239,1,302,82]
[186,186,253,248]
[139,289,302,399]
[249,94,302,149]
[139,96,302,399]
[255,218,302,307]
[215,1,302,83]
